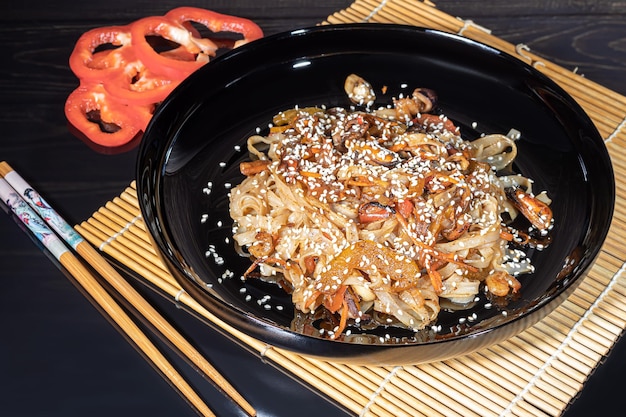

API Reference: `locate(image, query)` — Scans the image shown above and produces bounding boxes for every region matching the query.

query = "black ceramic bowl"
[137,24,614,365]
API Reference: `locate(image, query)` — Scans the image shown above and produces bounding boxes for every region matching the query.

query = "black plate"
[137,24,614,365]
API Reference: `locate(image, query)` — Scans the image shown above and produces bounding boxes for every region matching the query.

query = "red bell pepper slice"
[104,67,176,107]
[64,82,145,147]
[68,25,133,82]
[65,7,265,149]
[102,46,177,106]
[130,16,218,80]
[165,7,264,48]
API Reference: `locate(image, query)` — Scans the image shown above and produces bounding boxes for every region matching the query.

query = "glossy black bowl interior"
[137,24,614,365]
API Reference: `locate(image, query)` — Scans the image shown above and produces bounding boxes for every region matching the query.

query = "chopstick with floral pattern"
[0,162,255,417]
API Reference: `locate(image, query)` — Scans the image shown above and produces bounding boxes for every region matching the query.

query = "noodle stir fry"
[229,74,553,339]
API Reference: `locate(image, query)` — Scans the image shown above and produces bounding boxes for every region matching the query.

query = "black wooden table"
[1,1,625,416]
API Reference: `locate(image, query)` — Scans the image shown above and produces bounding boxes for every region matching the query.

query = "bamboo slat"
[78,1,626,416]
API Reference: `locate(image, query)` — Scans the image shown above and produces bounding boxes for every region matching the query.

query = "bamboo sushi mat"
[76,1,626,416]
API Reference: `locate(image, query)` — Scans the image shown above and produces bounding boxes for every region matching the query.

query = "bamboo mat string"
[360,366,401,417]
[605,117,626,143]
[456,19,491,36]
[98,212,142,251]
[76,2,626,416]
[360,0,389,21]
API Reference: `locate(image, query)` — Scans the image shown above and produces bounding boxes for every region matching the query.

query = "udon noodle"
[228,74,553,339]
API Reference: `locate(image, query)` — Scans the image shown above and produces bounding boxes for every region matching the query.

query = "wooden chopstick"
[0,162,255,417]
[0,176,215,417]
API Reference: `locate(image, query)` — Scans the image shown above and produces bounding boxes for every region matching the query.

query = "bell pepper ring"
[101,46,177,106]
[131,102,156,132]
[165,7,264,48]
[104,67,177,107]
[156,20,207,60]
[65,7,265,149]
[69,25,133,82]
[64,82,146,147]
[130,16,218,80]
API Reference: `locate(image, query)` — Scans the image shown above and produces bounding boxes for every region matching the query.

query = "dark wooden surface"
[1,1,625,416]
